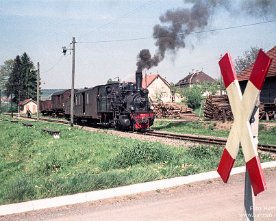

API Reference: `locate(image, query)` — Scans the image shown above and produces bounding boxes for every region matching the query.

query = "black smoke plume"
[136,0,276,71]
[136,49,160,72]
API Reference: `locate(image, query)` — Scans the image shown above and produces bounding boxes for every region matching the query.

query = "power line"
[190,19,276,34]
[77,0,156,40]
[78,36,149,44]
[77,19,276,44]
[41,54,69,74]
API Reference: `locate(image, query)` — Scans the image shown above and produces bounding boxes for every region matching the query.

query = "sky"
[0,0,276,89]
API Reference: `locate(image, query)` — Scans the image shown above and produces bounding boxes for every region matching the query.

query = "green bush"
[107,143,175,169]
[5,176,35,203]
[181,85,202,109]
[186,146,222,161]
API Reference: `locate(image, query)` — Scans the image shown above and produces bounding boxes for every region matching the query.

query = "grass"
[152,120,276,145]
[259,126,276,145]
[0,115,274,205]
[152,121,229,137]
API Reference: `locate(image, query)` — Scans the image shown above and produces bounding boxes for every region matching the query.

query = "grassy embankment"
[152,120,276,145]
[0,115,274,205]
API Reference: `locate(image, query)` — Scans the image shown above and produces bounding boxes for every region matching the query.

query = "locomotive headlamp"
[105,86,112,94]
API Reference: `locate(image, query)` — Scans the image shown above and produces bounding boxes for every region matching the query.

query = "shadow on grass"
[152,121,190,130]
[153,121,197,131]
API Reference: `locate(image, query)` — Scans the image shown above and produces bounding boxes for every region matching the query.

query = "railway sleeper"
[42,128,61,139]
[22,122,34,127]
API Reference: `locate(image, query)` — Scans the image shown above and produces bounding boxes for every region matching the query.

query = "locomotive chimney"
[136,70,143,90]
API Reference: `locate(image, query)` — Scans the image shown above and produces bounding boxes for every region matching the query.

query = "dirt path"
[2,168,276,221]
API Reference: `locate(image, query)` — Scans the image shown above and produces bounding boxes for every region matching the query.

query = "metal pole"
[70,37,76,126]
[244,101,259,221]
[37,62,40,121]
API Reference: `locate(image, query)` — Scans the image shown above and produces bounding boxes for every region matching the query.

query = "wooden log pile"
[204,95,233,121]
[204,95,276,121]
[259,103,276,120]
[152,102,195,119]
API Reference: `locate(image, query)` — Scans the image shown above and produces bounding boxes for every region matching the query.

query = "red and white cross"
[217,49,272,196]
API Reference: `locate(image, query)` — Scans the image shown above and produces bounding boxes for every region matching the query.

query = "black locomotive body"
[63,71,154,130]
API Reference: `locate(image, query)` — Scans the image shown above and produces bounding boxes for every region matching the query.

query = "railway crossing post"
[216,49,272,219]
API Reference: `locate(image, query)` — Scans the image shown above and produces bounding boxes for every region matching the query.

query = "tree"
[5,53,38,104]
[0,59,14,112]
[180,85,202,109]
[0,59,14,93]
[201,81,223,96]
[178,80,222,109]
[6,56,23,104]
[21,53,37,100]
[234,47,259,73]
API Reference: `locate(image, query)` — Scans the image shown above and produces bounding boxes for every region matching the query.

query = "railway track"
[8,115,276,154]
[145,130,276,154]
[144,130,227,145]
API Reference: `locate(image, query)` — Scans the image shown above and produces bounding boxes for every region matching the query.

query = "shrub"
[187,146,219,159]
[181,85,202,109]
[107,143,174,169]
[5,176,35,203]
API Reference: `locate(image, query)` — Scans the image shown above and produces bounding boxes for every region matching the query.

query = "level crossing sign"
[217,49,272,196]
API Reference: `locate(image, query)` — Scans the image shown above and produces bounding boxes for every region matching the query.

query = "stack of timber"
[204,95,233,121]
[152,102,195,119]
[259,103,276,120]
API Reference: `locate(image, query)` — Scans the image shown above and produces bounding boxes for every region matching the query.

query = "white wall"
[147,77,172,103]
[20,101,37,114]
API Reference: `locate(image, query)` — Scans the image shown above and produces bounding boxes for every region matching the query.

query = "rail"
[145,131,276,153]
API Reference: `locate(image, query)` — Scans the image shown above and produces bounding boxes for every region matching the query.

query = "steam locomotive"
[41,71,155,131]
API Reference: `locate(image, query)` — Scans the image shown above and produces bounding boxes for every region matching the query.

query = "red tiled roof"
[19,99,36,106]
[175,71,215,87]
[237,46,276,81]
[142,74,170,88]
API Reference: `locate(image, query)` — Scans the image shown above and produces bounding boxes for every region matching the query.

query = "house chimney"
[136,70,142,90]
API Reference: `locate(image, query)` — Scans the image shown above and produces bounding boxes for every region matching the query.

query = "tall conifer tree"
[5,53,39,104]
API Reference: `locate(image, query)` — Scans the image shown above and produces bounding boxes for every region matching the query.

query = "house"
[142,74,181,103]
[19,99,37,114]
[238,46,276,119]
[238,46,276,104]
[175,71,216,88]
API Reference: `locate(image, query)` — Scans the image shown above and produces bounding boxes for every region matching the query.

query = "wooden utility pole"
[11,93,13,118]
[37,62,40,121]
[70,37,76,126]
[0,89,2,113]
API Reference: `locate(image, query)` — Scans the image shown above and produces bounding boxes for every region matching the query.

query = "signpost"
[216,50,272,219]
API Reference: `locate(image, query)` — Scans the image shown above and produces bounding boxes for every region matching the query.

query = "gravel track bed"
[76,125,198,147]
